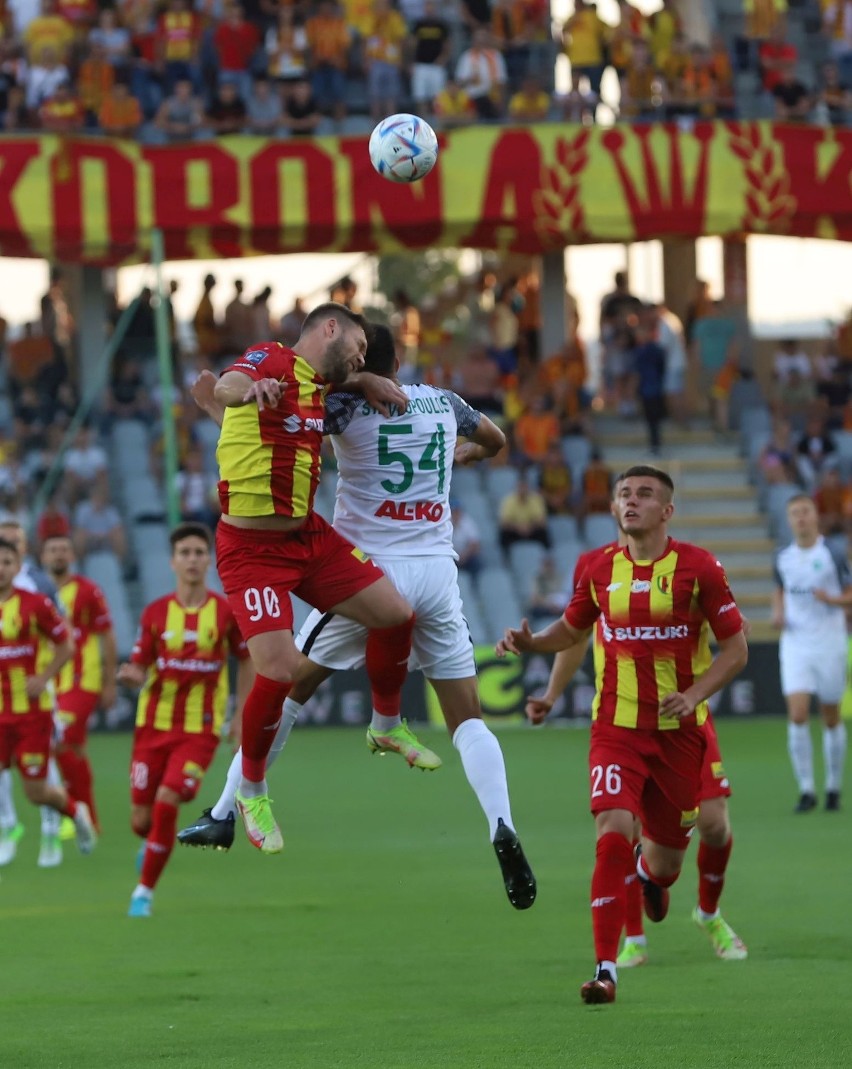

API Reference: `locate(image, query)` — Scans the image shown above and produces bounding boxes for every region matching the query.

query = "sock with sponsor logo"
[365,615,415,718]
[822,723,847,792]
[697,836,732,916]
[787,721,814,794]
[591,832,634,964]
[623,842,645,939]
[139,800,178,891]
[212,698,301,821]
[452,718,514,840]
[56,747,98,830]
[240,674,293,785]
[0,769,18,831]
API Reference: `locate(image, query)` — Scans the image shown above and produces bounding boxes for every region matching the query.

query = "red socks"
[697,837,733,915]
[139,800,178,891]
[56,747,98,830]
[624,840,644,938]
[365,615,415,718]
[591,832,634,963]
[240,674,292,782]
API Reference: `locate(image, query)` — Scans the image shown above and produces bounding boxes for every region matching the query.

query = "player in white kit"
[772,495,851,812]
[178,325,537,909]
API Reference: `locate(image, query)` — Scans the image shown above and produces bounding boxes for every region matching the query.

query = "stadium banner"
[2,121,851,264]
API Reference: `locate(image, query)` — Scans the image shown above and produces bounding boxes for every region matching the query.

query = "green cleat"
[59,816,77,842]
[692,908,748,961]
[235,792,283,854]
[0,822,24,866]
[616,941,648,969]
[366,720,442,771]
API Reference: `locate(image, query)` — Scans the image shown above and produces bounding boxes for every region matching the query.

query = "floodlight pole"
[151,227,181,530]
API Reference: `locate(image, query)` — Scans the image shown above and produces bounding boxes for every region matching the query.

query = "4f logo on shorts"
[182,761,204,780]
[351,547,370,563]
[680,807,698,828]
[21,752,45,776]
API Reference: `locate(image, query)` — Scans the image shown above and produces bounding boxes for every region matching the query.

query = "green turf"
[1,719,850,1069]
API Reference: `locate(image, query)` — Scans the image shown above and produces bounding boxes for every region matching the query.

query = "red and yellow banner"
[2,121,851,264]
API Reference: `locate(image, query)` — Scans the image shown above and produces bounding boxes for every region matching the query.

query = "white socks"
[452,718,514,841]
[823,723,847,793]
[40,759,62,836]
[370,712,401,733]
[787,721,814,794]
[213,697,301,820]
[0,769,17,831]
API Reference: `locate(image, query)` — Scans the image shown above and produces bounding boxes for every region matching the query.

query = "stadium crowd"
[0,0,846,139]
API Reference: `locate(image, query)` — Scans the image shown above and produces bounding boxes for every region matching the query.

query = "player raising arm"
[497,465,748,1004]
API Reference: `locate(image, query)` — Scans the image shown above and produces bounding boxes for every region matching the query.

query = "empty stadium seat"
[477,565,524,638]
[584,513,618,548]
[484,466,520,504]
[548,514,580,545]
[509,541,548,600]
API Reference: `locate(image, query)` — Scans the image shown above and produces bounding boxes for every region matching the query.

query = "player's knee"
[22,780,47,805]
[698,818,730,848]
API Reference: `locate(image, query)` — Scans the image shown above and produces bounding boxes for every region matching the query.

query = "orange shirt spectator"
[581,456,614,514]
[610,1,647,73]
[24,6,74,63]
[306,4,350,68]
[78,49,115,113]
[39,84,85,130]
[744,0,787,40]
[513,398,560,463]
[491,0,527,46]
[538,443,574,515]
[157,2,201,63]
[98,81,142,135]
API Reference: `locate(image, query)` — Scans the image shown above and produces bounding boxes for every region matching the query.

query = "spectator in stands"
[508,74,550,121]
[40,267,75,369]
[609,0,648,91]
[454,344,503,416]
[246,74,282,135]
[773,338,812,383]
[632,310,667,455]
[105,358,150,424]
[63,425,108,505]
[562,0,609,123]
[513,393,560,466]
[283,77,321,135]
[679,44,718,120]
[459,0,493,34]
[433,75,476,128]
[775,366,816,431]
[156,0,202,94]
[78,42,114,125]
[538,337,588,433]
[648,0,679,69]
[823,1,852,90]
[490,0,531,92]
[214,3,259,103]
[25,45,70,111]
[796,414,838,490]
[38,78,85,130]
[498,471,550,557]
[89,8,131,71]
[772,62,811,121]
[154,77,205,142]
[363,0,406,122]
[223,279,251,356]
[579,451,613,516]
[176,446,218,528]
[599,270,641,415]
[710,33,736,118]
[36,491,72,546]
[24,0,74,65]
[248,286,272,338]
[456,27,507,121]
[72,482,127,561]
[98,78,142,137]
[487,281,520,379]
[815,61,851,126]
[205,80,246,135]
[739,0,788,74]
[409,0,451,118]
[305,1,350,127]
[280,296,307,347]
[3,86,30,131]
[813,467,852,538]
[690,299,738,404]
[450,498,483,580]
[621,37,665,123]
[265,5,309,86]
[817,362,852,429]
[758,22,796,95]
[193,273,219,360]
[527,554,568,626]
[684,277,713,345]
[391,289,420,383]
[537,441,574,516]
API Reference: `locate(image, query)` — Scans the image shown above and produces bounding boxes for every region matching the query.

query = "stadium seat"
[477,566,524,638]
[584,513,618,548]
[82,551,135,656]
[548,514,580,545]
[561,436,593,483]
[509,541,548,600]
[766,483,800,543]
[456,569,489,647]
[111,421,151,476]
[738,406,772,455]
[484,466,519,504]
[139,549,176,602]
[122,475,166,522]
[449,465,482,499]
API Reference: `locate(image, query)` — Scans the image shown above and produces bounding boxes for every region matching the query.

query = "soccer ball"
[368,113,438,184]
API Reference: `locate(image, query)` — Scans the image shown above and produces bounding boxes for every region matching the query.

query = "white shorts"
[779,636,848,703]
[296,555,476,680]
[411,64,446,103]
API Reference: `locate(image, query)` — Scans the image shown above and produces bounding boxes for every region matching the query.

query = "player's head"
[362,323,397,378]
[0,536,20,591]
[170,522,212,586]
[609,475,629,547]
[786,493,819,544]
[41,534,75,579]
[0,520,26,560]
[612,465,674,535]
[299,301,368,385]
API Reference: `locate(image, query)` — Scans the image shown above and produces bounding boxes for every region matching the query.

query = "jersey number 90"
[244,587,281,622]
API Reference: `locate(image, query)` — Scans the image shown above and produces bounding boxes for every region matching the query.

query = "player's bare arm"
[214,370,283,411]
[337,370,409,416]
[26,636,74,698]
[813,585,852,607]
[771,586,785,629]
[525,632,593,723]
[454,413,506,466]
[117,662,147,688]
[659,630,749,720]
[192,369,225,427]
[496,614,583,658]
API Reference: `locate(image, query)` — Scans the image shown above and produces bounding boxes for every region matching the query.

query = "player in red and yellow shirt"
[41,535,115,832]
[211,302,416,855]
[497,465,748,1004]
[0,535,97,854]
[117,523,252,917]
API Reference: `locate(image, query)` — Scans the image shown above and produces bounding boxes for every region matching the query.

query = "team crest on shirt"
[243,351,268,366]
[656,575,670,594]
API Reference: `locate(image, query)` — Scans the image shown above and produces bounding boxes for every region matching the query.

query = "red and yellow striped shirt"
[131,592,247,736]
[217,343,328,519]
[564,539,743,731]
[56,576,112,695]
[0,590,69,718]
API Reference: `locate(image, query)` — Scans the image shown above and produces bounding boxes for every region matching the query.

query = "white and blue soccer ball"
[368,113,439,184]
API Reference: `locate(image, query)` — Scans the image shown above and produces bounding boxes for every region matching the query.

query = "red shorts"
[0,714,53,780]
[130,727,219,806]
[698,715,732,802]
[589,720,707,850]
[216,513,385,640]
[56,689,100,747]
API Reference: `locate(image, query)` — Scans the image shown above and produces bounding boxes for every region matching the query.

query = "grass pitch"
[1,718,850,1069]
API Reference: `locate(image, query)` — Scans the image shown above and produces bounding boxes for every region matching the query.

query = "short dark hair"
[170,522,213,550]
[362,323,396,377]
[300,301,367,338]
[0,536,20,557]
[615,464,675,495]
[786,493,815,510]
